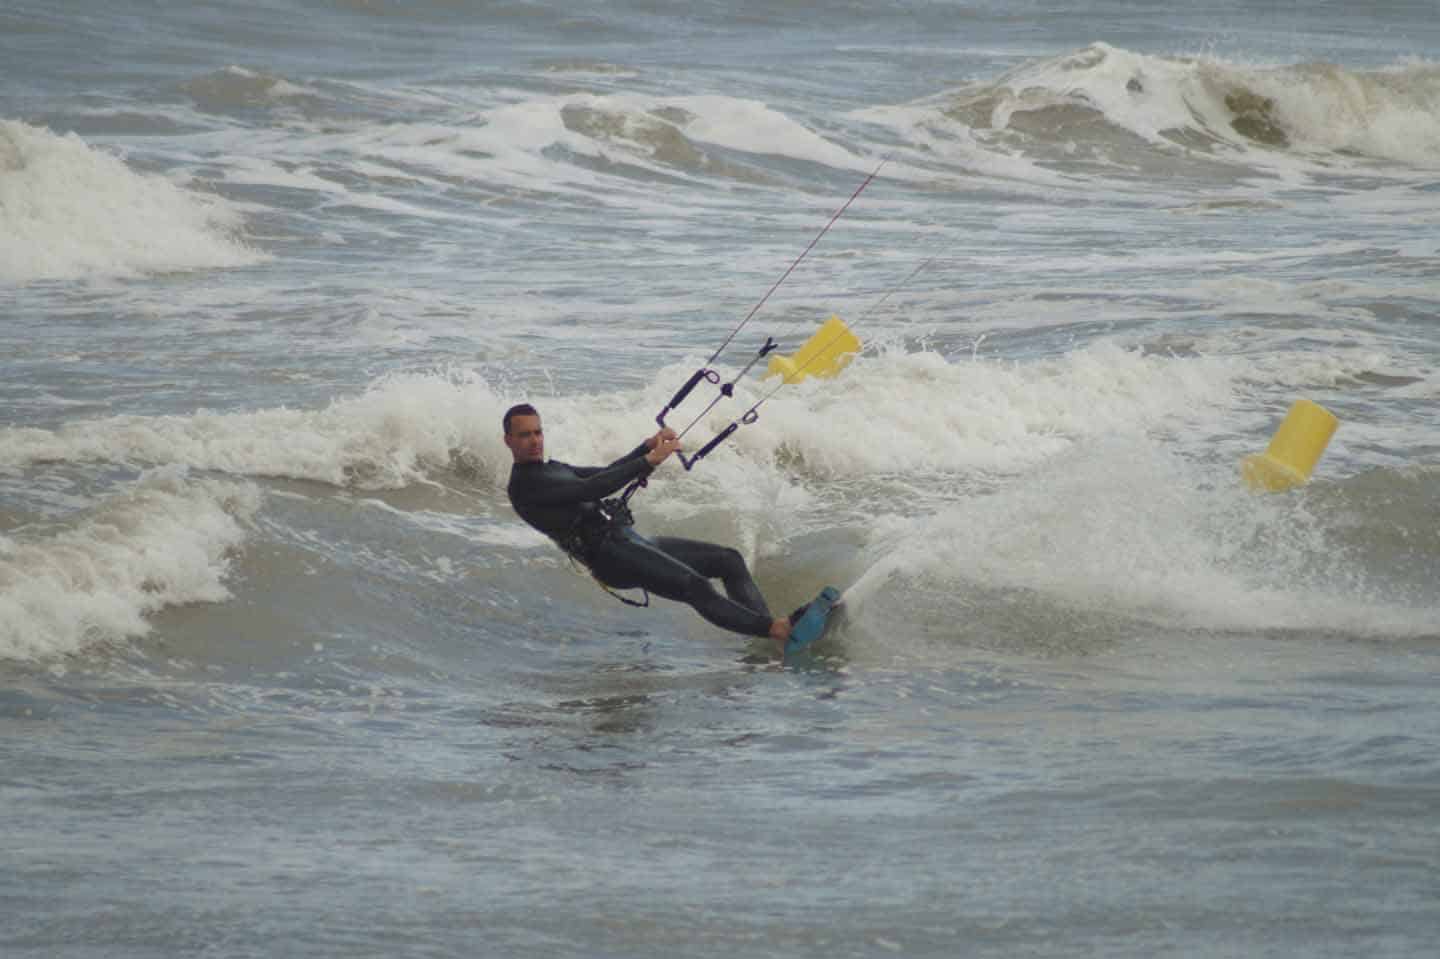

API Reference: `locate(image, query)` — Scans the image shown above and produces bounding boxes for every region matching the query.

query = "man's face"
[505,413,544,464]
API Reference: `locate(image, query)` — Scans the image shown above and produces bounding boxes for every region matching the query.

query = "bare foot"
[768,617,791,652]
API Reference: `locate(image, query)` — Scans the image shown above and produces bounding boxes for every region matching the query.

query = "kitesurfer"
[503,403,795,647]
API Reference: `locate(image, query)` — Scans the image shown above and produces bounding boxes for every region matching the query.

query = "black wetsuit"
[507,444,773,637]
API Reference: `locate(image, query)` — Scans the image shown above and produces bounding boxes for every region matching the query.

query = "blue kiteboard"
[784,586,842,655]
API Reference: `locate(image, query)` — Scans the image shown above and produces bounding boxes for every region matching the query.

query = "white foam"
[714,341,1242,478]
[0,341,1244,503]
[241,108,618,206]
[0,120,264,283]
[0,468,260,660]
[0,369,516,489]
[995,44,1206,142]
[666,94,865,171]
[217,153,467,222]
[475,341,1241,482]
[217,89,877,213]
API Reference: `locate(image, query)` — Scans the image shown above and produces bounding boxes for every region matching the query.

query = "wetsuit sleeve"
[519,455,652,508]
[571,443,650,479]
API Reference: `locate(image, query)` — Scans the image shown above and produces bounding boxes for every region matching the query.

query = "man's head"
[503,403,544,464]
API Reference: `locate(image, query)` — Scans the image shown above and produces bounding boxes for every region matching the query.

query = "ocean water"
[3,1,1439,955]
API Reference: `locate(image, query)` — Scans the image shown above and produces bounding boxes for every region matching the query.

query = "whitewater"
[3,2,1438,956]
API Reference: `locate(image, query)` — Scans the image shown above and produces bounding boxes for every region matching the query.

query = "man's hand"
[644,433,683,467]
[644,427,678,451]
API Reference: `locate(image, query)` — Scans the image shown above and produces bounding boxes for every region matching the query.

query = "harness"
[558,496,651,608]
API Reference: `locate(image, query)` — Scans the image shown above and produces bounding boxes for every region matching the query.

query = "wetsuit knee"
[715,546,747,578]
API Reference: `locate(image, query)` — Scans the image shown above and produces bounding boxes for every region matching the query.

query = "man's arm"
[572,442,650,478]
[573,428,675,477]
[517,456,654,508]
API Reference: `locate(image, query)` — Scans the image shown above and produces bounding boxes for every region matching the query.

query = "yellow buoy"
[764,315,861,383]
[1240,399,1339,492]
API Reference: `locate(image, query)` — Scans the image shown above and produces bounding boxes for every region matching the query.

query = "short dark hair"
[503,403,539,435]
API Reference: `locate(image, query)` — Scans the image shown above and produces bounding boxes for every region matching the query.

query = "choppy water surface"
[3,1,1439,955]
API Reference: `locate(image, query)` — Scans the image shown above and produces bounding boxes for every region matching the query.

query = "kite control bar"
[666,337,777,470]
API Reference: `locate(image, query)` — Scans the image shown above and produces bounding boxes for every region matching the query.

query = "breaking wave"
[0,120,262,283]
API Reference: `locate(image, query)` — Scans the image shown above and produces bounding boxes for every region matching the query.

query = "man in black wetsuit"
[503,403,794,647]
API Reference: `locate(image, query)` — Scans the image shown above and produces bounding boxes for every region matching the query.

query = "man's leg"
[650,536,771,619]
[588,529,773,637]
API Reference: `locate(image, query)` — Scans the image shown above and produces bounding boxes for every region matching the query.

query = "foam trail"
[0,468,260,660]
[838,551,909,613]
[856,439,1435,639]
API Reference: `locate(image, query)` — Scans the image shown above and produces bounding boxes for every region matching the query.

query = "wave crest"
[925,43,1440,172]
[0,120,263,283]
[0,469,260,660]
